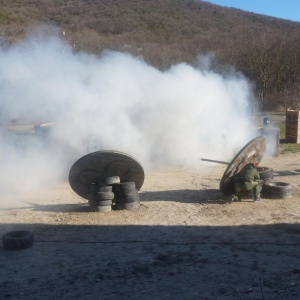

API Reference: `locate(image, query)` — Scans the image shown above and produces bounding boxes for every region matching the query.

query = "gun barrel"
[201,158,230,165]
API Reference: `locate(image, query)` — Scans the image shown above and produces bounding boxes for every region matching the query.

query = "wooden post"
[286,108,300,143]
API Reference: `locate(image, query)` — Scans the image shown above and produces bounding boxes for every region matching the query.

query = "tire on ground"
[115,193,140,203]
[88,199,113,206]
[113,182,136,193]
[2,230,34,250]
[262,182,292,199]
[114,201,140,210]
[257,167,274,181]
[89,205,112,212]
[97,186,113,192]
[90,183,112,193]
[90,192,115,201]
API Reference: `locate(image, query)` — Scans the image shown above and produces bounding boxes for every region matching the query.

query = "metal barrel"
[201,158,230,165]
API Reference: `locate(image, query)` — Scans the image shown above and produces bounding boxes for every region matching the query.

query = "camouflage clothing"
[233,163,262,201]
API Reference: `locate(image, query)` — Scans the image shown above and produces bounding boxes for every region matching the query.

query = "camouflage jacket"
[236,163,260,183]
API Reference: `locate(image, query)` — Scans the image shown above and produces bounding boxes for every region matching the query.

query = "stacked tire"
[88,176,120,212]
[113,182,140,210]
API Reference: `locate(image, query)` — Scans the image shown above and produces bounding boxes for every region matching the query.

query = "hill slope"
[0,0,299,110]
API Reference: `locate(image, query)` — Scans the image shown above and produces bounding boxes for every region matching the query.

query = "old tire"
[257,167,273,181]
[115,192,140,203]
[262,182,292,199]
[89,205,112,212]
[97,186,112,192]
[2,230,34,250]
[114,201,140,210]
[90,192,115,202]
[113,182,136,193]
[97,191,115,199]
[90,184,112,200]
[88,200,113,206]
[114,190,138,198]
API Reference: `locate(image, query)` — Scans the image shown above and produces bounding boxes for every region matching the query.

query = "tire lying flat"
[90,182,113,193]
[88,200,113,206]
[90,189,115,200]
[262,182,293,199]
[115,201,140,210]
[257,167,274,181]
[113,182,136,193]
[2,230,34,250]
[89,205,112,212]
[115,193,140,203]
[113,182,140,207]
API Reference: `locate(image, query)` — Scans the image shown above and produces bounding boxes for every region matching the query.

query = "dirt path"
[1,151,300,299]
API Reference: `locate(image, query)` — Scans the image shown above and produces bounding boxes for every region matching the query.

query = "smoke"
[0,27,259,194]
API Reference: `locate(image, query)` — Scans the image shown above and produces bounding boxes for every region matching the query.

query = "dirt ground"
[1,148,300,299]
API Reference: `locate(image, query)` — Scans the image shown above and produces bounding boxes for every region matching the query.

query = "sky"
[204,0,300,22]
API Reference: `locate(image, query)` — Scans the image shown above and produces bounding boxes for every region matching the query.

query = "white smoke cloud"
[0,27,259,194]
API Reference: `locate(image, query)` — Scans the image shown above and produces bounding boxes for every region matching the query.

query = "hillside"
[0,0,300,110]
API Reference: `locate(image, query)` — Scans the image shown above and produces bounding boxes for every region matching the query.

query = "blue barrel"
[263,117,269,126]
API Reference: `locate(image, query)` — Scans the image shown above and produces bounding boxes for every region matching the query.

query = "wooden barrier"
[286,109,300,143]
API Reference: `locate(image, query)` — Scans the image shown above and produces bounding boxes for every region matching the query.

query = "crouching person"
[232,161,262,202]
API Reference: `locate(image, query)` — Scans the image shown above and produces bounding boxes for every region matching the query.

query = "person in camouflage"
[231,161,262,202]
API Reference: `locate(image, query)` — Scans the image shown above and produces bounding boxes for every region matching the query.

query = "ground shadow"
[273,169,300,177]
[0,202,93,213]
[0,189,231,213]
[1,222,300,299]
[140,189,227,204]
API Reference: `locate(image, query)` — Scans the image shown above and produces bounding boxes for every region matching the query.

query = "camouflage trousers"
[235,181,262,200]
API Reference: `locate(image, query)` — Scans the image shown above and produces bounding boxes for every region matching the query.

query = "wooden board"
[286,109,300,143]
[69,150,145,200]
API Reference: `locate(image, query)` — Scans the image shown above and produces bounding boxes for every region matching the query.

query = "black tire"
[97,186,112,192]
[115,193,140,203]
[90,192,114,201]
[88,200,113,206]
[90,183,112,193]
[113,182,137,192]
[262,182,293,199]
[116,182,136,188]
[98,176,120,186]
[89,205,112,212]
[257,167,273,181]
[90,186,113,201]
[262,191,292,199]
[96,192,115,200]
[114,201,140,210]
[89,183,98,197]
[114,189,134,195]
[2,231,34,250]
[262,192,292,199]
[113,182,136,193]
[114,189,138,197]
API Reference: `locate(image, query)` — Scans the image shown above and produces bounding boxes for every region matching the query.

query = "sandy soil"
[1,150,300,300]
